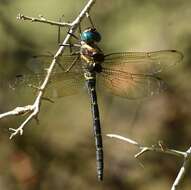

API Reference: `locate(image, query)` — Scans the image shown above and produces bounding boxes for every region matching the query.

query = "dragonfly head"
[81,28,101,44]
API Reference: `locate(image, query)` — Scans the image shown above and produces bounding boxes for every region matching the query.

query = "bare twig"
[107,134,185,157]
[0,105,34,119]
[107,134,191,190]
[171,147,191,190]
[17,13,72,27]
[0,0,96,139]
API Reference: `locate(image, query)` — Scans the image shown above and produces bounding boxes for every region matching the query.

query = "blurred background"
[0,0,191,189]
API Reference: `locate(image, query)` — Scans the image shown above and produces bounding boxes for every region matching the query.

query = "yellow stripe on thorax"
[81,54,91,63]
[82,43,96,52]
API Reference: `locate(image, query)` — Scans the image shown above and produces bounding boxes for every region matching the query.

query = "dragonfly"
[11,27,183,181]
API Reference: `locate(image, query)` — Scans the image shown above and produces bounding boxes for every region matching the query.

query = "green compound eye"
[81,28,101,43]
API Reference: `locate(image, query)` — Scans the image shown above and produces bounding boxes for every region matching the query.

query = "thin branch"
[0,0,96,139]
[107,134,185,157]
[17,13,72,27]
[107,134,191,190]
[0,105,34,119]
[171,147,191,190]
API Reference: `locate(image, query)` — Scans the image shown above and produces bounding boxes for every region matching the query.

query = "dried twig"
[0,0,96,139]
[107,134,191,190]
[17,13,72,27]
[171,147,191,190]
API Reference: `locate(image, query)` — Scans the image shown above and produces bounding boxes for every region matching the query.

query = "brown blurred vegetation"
[0,0,191,189]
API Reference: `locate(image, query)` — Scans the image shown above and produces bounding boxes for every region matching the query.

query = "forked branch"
[107,134,191,190]
[0,0,96,138]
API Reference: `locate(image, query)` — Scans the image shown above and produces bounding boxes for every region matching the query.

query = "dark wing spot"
[16,74,23,78]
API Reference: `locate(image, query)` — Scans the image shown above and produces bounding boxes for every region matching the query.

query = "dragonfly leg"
[59,43,80,48]
[42,96,54,103]
[65,55,80,72]
[68,39,81,55]
[68,38,73,54]
[68,31,79,40]
[59,33,81,55]
[60,38,80,55]
[58,18,61,44]
[57,14,65,44]
[55,55,80,73]
[78,22,82,34]
[86,12,95,29]
[70,51,80,56]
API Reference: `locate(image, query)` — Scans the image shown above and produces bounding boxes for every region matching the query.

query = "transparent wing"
[98,50,183,99]
[10,71,85,98]
[26,54,83,74]
[46,72,85,98]
[103,50,183,74]
[10,54,84,98]
[10,53,85,98]
[98,68,164,99]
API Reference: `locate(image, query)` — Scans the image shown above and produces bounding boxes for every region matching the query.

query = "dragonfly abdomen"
[86,78,104,181]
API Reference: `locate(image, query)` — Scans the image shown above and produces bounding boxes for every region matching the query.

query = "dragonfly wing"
[97,68,164,99]
[26,54,83,74]
[97,50,183,99]
[47,72,85,98]
[15,54,85,98]
[10,72,85,98]
[103,50,183,74]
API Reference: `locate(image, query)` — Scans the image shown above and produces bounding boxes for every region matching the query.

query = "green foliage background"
[0,0,191,189]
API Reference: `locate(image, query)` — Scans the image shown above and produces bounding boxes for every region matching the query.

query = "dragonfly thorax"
[92,52,104,63]
[81,42,104,62]
[80,42,104,74]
